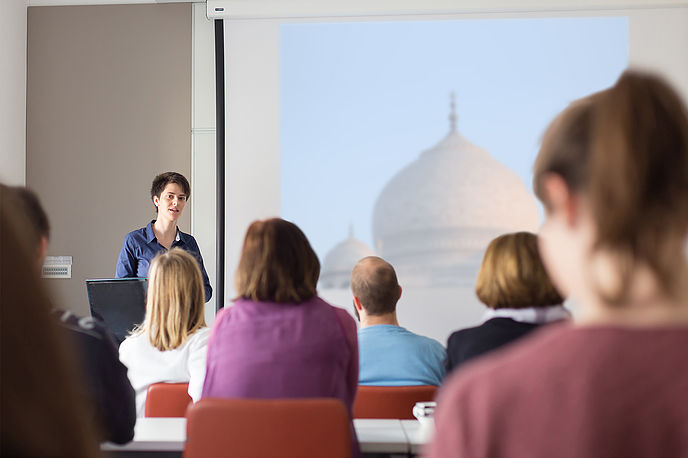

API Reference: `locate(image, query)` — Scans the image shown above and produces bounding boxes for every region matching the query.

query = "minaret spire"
[449,92,457,133]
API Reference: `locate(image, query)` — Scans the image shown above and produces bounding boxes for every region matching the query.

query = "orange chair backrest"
[145,383,192,418]
[353,385,437,419]
[184,398,352,458]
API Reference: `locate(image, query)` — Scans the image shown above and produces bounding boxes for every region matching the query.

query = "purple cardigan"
[202,296,358,414]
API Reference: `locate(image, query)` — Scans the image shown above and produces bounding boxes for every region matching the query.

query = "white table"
[353,419,409,454]
[400,419,433,455]
[102,418,186,452]
[102,417,428,456]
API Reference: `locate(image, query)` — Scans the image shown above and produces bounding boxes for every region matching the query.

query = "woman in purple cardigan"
[202,218,359,415]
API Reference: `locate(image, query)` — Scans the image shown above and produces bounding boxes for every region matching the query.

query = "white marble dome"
[372,104,539,286]
[319,229,375,289]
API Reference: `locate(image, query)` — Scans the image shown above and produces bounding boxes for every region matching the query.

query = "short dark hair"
[350,256,401,315]
[150,172,190,208]
[235,218,320,303]
[11,186,50,246]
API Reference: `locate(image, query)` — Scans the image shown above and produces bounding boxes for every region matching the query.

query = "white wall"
[629,8,688,104]
[192,2,218,324]
[0,0,28,186]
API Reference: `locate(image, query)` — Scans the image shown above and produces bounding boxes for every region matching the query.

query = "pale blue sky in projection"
[280,17,628,259]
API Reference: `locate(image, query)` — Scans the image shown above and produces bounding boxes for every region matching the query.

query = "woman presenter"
[116,172,212,302]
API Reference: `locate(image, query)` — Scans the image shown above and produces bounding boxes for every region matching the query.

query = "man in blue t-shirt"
[351,256,446,386]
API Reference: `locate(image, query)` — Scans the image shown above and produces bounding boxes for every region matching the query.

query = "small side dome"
[319,228,375,289]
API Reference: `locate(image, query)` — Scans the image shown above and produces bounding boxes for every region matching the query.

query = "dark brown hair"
[151,172,190,209]
[0,185,99,457]
[235,218,320,303]
[534,70,688,303]
[475,232,564,309]
[350,256,401,315]
[11,186,50,244]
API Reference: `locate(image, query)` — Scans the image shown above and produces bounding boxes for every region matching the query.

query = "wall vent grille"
[42,265,71,279]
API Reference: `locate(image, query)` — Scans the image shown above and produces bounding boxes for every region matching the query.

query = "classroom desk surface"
[400,419,433,455]
[354,418,410,454]
[102,417,426,456]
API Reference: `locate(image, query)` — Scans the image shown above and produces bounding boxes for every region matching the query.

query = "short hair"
[350,256,401,315]
[235,218,320,303]
[475,232,563,309]
[141,248,206,351]
[10,186,50,245]
[150,172,190,207]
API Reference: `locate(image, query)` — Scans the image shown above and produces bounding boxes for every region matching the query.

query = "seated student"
[202,218,359,455]
[1,184,99,457]
[427,70,688,458]
[445,231,567,373]
[119,248,209,417]
[10,186,136,444]
[351,256,446,386]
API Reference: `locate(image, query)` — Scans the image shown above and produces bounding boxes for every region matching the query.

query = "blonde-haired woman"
[119,248,209,416]
[445,231,567,373]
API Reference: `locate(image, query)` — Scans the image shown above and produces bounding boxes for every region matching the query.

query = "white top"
[119,327,210,417]
[482,304,571,324]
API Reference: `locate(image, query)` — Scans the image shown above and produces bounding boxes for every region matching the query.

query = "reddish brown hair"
[534,70,688,303]
[235,218,320,303]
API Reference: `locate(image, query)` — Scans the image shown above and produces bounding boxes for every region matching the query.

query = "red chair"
[353,385,437,419]
[144,382,192,417]
[184,398,352,458]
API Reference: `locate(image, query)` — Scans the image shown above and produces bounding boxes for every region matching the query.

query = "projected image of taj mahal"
[319,96,539,291]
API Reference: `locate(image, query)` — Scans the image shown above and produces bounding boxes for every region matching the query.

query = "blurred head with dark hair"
[10,186,50,267]
[0,184,99,457]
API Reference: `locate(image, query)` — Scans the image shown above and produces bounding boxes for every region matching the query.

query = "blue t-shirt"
[358,325,446,386]
[115,220,212,302]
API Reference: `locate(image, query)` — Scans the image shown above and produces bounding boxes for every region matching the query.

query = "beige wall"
[27,3,192,316]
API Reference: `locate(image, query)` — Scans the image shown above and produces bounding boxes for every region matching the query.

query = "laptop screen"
[86,278,147,344]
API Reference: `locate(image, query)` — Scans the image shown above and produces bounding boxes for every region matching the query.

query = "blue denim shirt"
[115,221,212,302]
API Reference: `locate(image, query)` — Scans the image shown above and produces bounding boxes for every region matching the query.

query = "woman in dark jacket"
[445,231,567,374]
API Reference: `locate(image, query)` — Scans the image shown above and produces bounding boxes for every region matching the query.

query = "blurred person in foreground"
[426,70,688,458]
[445,231,567,374]
[119,248,210,417]
[351,256,446,386]
[11,186,136,443]
[0,184,100,457]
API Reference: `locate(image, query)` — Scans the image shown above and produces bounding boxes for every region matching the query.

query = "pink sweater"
[426,324,688,458]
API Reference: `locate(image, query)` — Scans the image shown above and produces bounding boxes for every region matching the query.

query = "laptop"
[86,278,147,344]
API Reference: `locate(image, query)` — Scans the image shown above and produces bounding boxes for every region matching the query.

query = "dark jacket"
[445,318,540,374]
[54,310,136,444]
